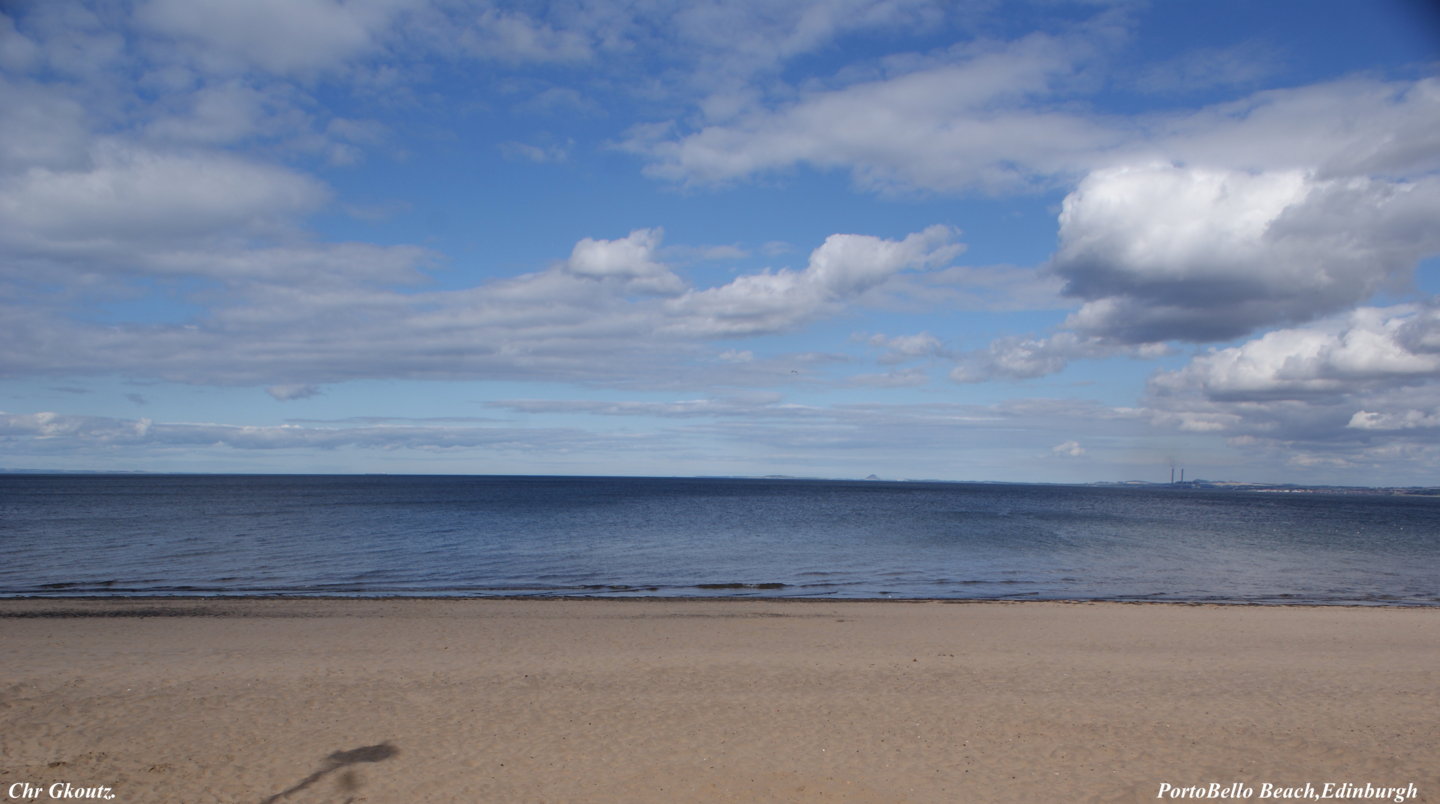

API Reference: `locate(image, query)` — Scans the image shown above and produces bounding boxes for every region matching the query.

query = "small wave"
[694,582,789,590]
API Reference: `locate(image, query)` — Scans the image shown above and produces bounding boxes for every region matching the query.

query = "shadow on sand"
[261,742,399,804]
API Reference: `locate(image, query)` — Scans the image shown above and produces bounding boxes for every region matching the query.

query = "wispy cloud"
[0,225,963,389]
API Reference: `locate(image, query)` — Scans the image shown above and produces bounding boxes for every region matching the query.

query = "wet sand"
[1,598,1436,803]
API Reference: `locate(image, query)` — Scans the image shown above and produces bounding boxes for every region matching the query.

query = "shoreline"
[3,598,1437,802]
[2,594,1437,611]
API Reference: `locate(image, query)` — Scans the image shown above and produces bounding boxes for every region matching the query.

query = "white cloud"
[0,394,1157,481]
[445,6,592,63]
[0,410,625,453]
[16,1,125,79]
[0,76,90,172]
[266,384,323,401]
[1052,440,1084,457]
[0,13,41,72]
[135,0,412,76]
[0,141,329,257]
[1140,303,1440,472]
[0,227,958,389]
[491,393,1145,438]
[489,396,790,419]
[148,242,434,284]
[664,0,945,99]
[862,332,948,364]
[143,81,273,144]
[1052,164,1440,344]
[1150,305,1440,402]
[633,32,1440,198]
[1145,77,1440,180]
[928,76,1440,382]
[664,225,961,336]
[373,0,948,91]
[1347,409,1440,431]
[631,31,1120,193]
[560,228,684,295]
[949,331,1148,382]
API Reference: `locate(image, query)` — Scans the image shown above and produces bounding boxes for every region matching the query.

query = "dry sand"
[1,599,1437,803]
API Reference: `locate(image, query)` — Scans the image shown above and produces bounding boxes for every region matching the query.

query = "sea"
[2,474,1438,605]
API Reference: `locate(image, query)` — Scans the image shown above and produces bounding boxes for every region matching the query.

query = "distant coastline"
[1089,479,1440,497]
[4,467,1439,497]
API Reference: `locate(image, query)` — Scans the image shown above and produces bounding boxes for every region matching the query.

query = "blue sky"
[2,0,1439,484]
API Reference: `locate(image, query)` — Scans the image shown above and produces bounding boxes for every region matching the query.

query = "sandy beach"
[1,599,1436,803]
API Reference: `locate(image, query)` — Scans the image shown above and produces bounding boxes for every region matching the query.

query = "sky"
[2,0,1440,484]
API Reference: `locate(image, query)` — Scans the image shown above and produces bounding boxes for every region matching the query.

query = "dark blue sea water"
[2,474,1438,605]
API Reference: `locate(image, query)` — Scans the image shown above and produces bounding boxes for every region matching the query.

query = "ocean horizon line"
[5,468,1439,496]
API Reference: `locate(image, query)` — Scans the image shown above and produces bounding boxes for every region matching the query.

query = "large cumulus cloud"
[1052,164,1440,344]
[1151,305,1440,403]
[1143,303,1440,472]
